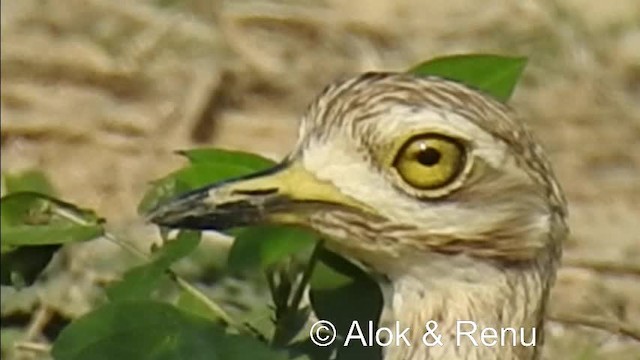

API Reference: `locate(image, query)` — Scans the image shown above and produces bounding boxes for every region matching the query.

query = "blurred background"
[1,0,639,359]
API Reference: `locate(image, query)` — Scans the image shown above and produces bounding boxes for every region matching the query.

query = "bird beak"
[146,160,369,230]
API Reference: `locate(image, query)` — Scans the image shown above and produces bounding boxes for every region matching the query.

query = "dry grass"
[1,0,639,358]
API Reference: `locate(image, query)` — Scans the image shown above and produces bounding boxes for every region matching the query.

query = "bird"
[148,72,568,359]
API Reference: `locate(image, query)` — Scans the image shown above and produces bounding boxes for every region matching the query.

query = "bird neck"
[383,254,549,360]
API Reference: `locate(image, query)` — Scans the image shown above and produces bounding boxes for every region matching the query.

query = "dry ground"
[1,0,639,359]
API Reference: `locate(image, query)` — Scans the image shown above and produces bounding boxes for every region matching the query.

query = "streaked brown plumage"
[149,72,568,359]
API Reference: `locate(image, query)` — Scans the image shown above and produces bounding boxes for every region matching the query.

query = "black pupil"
[416,146,441,166]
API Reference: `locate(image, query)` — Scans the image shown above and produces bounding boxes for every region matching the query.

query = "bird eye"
[392,134,466,190]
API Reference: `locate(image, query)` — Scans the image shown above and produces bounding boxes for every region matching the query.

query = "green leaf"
[0,193,104,286]
[139,148,276,214]
[52,300,287,360]
[106,231,201,301]
[309,247,383,359]
[227,226,317,272]
[178,148,275,170]
[237,306,278,343]
[1,192,102,231]
[176,287,221,322]
[3,170,55,196]
[138,177,191,215]
[409,54,527,102]
[1,225,103,248]
[307,260,353,291]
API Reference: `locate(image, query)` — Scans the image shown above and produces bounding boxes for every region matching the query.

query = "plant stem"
[102,231,243,332]
[265,269,279,310]
[170,274,237,327]
[289,241,322,310]
[270,241,323,347]
[14,342,51,354]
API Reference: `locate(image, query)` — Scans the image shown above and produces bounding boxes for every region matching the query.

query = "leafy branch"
[9,54,633,360]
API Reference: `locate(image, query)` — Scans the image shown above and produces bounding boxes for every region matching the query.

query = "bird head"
[148,73,567,277]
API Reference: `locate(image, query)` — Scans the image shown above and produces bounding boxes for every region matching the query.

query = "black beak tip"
[144,206,167,225]
[144,205,178,228]
[144,190,210,227]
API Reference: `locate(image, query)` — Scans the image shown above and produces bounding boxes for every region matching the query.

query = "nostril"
[231,188,279,196]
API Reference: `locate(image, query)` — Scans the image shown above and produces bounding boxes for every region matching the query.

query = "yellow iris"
[392,134,466,190]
